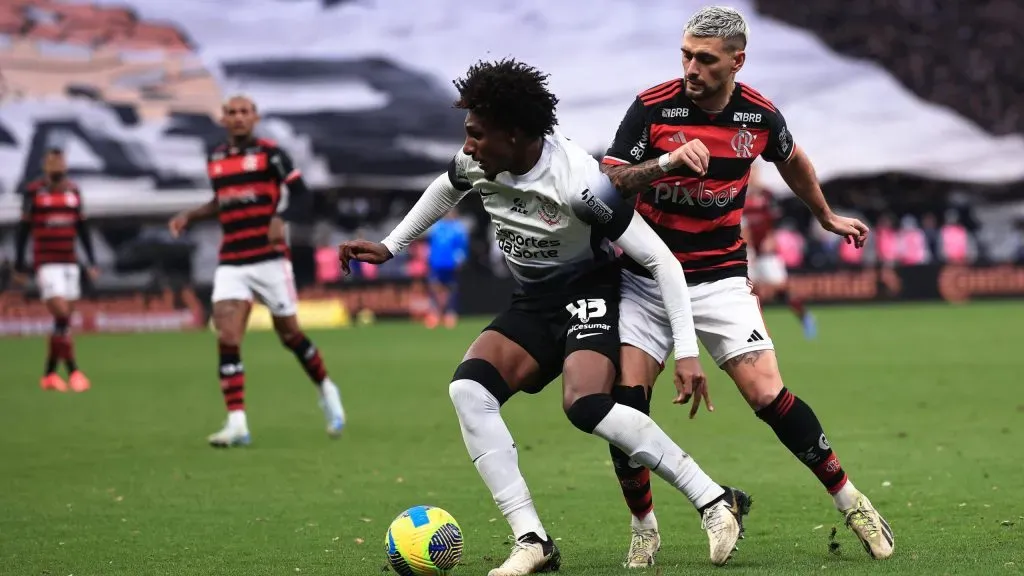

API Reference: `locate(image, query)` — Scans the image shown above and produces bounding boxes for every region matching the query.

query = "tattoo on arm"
[723,349,767,370]
[600,160,663,196]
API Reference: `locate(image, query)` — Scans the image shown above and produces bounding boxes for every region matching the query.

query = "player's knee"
[564,393,616,434]
[216,326,243,347]
[450,358,512,409]
[611,384,650,415]
[737,372,784,410]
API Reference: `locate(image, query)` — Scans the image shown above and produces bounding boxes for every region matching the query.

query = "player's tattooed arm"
[600,160,665,196]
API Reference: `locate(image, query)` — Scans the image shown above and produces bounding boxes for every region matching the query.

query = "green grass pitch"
[1,302,1022,575]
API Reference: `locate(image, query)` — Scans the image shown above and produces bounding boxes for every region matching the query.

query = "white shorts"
[36,263,81,301]
[619,270,773,367]
[211,258,298,317]
[749,253,788,285]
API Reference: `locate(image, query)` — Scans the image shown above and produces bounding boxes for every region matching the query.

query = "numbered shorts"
[36,263,81,301]
[484,265,621,392]
[211,258,298,317]
[619,270,773,367]
[749,252,789,285]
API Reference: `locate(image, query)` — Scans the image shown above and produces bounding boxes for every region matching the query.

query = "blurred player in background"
[169,95,345,447]
[424,209,469,329]
[743,172,816,338]
[13,148,99,393]
[600,6,890,566]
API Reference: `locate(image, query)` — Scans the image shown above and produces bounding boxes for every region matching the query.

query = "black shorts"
[484,264,621,393]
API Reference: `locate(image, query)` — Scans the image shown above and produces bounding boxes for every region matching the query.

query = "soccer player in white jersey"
[599,7,891,567]
[339,59,751,575]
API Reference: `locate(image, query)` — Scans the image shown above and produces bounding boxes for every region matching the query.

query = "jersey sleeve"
[761,108,796,163]
[602,97,649,166]
[267,147,301,183]
[19,184,34,220]
[568,160,635,241]
[447,151,474,192]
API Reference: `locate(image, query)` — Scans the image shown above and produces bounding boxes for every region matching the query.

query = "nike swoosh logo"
[576,332,602,339]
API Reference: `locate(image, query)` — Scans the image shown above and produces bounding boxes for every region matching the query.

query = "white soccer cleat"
[207,421,251,448]
[318,378,346,438]
[624,527,660,568]
[701,487,752,566]
[488,533,561,576]
[842,493,894,559]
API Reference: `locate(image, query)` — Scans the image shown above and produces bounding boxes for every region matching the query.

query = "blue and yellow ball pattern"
[385,505,463,575]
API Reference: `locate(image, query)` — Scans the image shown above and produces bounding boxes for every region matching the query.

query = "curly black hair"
[452,58,559,139]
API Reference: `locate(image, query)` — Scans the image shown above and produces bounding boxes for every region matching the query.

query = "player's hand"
[268,216,287,244]
[672,357,713,418]
[11,271,29,288]
[168,213,189,238]
[86,266,100,281]
[668,139,711,176]
[820,212,869,248]
[338,240,393,275]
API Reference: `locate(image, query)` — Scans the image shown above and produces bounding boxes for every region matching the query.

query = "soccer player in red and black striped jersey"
[13,149,99,393]
[600,6,891,566]
[742,180,816,338]
[168,96,345,447]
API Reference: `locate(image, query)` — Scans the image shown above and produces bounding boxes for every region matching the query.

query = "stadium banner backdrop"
[0,286,205,337]
[3,0,1024,223]
[2,264,1021,337]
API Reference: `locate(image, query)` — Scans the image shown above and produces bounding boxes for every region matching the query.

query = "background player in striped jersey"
[168,96,345,447]
[13,148,99,393]
[600,6,891,567]
[742,176,816,339]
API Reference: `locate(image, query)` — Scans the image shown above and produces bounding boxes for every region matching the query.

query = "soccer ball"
[385,505,463,575]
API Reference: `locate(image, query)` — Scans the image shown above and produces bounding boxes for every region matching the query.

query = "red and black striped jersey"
[603,79,795,284]
[743,188,779,254]
[20,179,85,269]
[207,138,300,266]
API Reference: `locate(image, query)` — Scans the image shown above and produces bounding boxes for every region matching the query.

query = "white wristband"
[658,153,675,173]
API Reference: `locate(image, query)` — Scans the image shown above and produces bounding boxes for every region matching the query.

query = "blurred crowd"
[757,0,1024,135]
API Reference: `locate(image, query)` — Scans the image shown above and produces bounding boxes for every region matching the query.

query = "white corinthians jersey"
[447,132,632,289]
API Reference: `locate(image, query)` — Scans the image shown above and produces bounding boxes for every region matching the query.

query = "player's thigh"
[690,275,776,373]
[463,316,554,402]
[722,348,784,410]
[249,258,298,318]
[751,255,788,288]
[211,265,253,343]
[561,278,621,410]
[37,264,79,310]
[618,270,672,391]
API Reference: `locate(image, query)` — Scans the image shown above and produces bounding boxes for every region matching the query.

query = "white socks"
[832,479,860,510]
[593,404,724,509]
[228,409,248,430]
[449,379,547,541]
[632,510,659,532]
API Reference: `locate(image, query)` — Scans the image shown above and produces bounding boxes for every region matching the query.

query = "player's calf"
[275,320,345,436]
[449,357,550,546]
[211,300,248,447]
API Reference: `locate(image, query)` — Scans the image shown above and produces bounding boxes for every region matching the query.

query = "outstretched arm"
[571,166,699,359]
[613,214,699,359]
[169,199,218,237]
[381,173,468,256]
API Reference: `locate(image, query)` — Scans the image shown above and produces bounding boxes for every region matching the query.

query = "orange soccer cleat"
[68,371,91,393]
[40,373,68,392]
